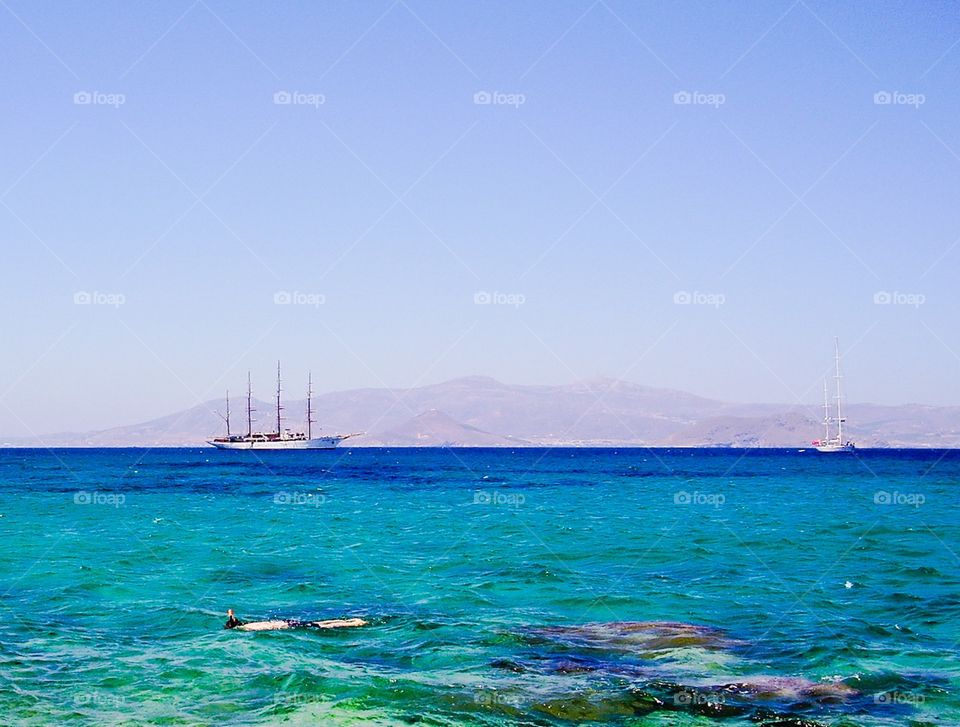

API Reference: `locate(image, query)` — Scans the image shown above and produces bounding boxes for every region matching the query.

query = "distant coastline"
[3,376,959,449]
[2,444,958,451]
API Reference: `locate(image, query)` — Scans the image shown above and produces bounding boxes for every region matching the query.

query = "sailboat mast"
[225,390,231,437]
[822,381,830,442]
[306,372,314,440]
[276,360,283,435]
[834,337,843,443]
[246,372,253,437]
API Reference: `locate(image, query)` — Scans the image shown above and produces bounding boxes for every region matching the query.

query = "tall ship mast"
[246,372,254,437]
[814,338,855,453]
[306,372,315,440]
[207,362,359,450]
[275,360,283,436]
[218,389,231,437]
[821,381,830,444]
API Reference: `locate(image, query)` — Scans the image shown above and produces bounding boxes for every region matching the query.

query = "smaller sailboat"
[813,338,855,452]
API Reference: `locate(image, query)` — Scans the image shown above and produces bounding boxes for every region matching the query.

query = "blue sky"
[2,0,959,434]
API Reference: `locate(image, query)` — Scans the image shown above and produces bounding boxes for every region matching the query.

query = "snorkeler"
[224,610,367,632]
[224,608,245,629]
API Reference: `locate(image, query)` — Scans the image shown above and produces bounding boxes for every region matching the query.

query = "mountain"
[3,376,959,447]
[358,409,526,447]
[1,398,279,448]
[666,411,820,448]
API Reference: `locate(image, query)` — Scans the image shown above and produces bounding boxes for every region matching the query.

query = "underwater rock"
[489,658,526,673]
[749,709,828,726]
[532,690,664,720]
[508,621,874,724]
[551,658,600,674]
[526,620,739,654]
[717,676,858,703]
[529,686,838,724]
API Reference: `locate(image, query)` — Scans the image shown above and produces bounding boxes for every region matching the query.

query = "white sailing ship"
[208,363,357,450]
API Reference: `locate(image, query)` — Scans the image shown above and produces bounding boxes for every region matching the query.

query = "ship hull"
[815,443,855,453]
[207,436,348,450]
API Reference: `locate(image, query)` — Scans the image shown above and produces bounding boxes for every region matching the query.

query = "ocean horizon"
[1,447,956,725]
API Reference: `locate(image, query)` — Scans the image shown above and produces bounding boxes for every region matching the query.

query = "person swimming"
[224,609,367,632]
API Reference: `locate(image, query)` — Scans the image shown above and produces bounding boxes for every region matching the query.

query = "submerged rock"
[532,690,665,720]
[508,621,871,724]
[529,685,839,724]
[489,658,526,673]
[526,620,739,654]
[551,658,600,674]
[717,676,858,703]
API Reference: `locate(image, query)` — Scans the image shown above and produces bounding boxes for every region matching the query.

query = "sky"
[2,0,959,435]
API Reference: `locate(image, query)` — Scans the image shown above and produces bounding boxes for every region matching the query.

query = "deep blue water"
[0,447,957,725]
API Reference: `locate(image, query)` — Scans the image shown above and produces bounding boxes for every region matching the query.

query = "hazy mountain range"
[3,376,959,448]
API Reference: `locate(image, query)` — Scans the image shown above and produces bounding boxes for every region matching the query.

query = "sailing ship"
[813,338,855,452]
[207,363,357,450]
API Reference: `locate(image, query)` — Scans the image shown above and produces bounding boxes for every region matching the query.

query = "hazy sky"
[2,0,959,435]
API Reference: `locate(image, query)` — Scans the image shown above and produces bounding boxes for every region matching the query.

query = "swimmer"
[224,608,244,629]
[224,609,367,631]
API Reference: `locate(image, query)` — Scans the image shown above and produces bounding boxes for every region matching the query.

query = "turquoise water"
[0,447,957,725]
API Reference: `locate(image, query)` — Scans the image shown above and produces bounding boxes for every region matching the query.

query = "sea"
[0,447,957,725]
